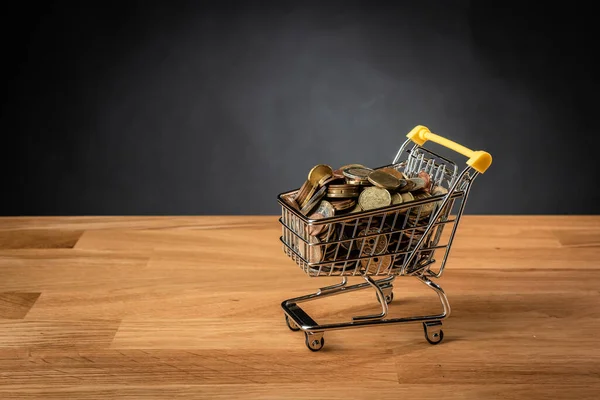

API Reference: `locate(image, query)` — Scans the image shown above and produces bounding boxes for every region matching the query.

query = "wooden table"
[0,216,599,399]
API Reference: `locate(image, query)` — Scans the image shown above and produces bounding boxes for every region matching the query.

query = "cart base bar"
[281,275,451,351]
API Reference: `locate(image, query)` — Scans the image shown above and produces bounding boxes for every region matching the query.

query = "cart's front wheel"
[423,321,444,345]
[305,332,325,352]
[285,314,300,331]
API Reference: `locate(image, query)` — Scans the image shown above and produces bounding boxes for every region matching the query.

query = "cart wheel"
[377,290,394,304]
[285,315,300,331]
[423,322,444,345]
[384,292,394,304]
[305,332,325,352]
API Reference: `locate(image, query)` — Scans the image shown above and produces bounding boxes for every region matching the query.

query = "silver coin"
[301,185,327,215]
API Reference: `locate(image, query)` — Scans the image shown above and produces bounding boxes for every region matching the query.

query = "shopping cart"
[277,125,492,351]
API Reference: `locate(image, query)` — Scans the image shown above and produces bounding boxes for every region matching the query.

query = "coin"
[391,192,403,205]
[367,170,403,190]
[330,199,356,212]
[301,185,327,215]
[377,167,404,180]
[307,200,335,236]
[412,191,434,216]
[307,212,325,236]
[343,167,373,180]
[418,171,432,193]
[303,236,323,264]
[327,184,361,198]
[361,255,392,274]
[300,183,318,208]
[338,163,366,171]
[399,179,415,193]
[319,224,337,242]
[308,164,333,186]
[401,192,415,202]
[323,177,345,186]
[317,174,335,188]
[345,177,372,186]
[431,185,448,196]
[358,187,391,210]
[350,204,363,213]
[332,169,345,179]
[315,200,335,217]
[357,228,388,255]
[408,177,426,191]
[294,180,312,206]
[282,193,300,210]
[431,186,450,215]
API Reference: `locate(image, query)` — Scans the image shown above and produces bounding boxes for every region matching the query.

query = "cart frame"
[277,126,492,351]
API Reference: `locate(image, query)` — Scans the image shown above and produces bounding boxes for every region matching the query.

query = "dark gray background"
[2,1,599,215]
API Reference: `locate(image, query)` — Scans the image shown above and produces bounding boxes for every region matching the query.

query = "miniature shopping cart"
[277,125,492,351]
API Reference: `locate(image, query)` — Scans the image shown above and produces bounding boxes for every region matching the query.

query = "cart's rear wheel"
[423,322,444,345]
[384,292,394,304]
[285,314,300,331]
[305,332,325,351]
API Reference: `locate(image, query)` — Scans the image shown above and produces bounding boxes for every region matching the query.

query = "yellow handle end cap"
[467,151,492,174]
[406,125,431,146]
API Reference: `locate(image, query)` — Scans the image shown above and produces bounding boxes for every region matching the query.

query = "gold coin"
[412,191,434,216]
[338,163,366,171]
[350,204,363,213]
[308,164,333,186]
[358,187,391,210]
[345,177,371,186]
[431,186,450,215]
[401,192,414,202]
[327,184,361,198]
[330,199,356,212]
[391,192,403,205]
[294,180,312,205]
[361,255,392,274]
[319,175,339,187]
[377,167,404,180]
[367,170,402,190]
[431,185,448,196]
[357,228,388,255]
[343,166,373,180]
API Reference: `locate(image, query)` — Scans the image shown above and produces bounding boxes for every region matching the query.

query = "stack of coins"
[285,163,453,275]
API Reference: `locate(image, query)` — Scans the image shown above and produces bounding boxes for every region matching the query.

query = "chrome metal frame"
[278,138,479,351]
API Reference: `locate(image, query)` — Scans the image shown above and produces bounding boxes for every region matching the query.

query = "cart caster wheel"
[285,315,300,331]
[377,287,394,304]
[384,292,394,304]
[305,332,325,352]
[423,321,444,345]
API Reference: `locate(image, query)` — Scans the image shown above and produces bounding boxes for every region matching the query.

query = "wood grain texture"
[0,216,599,399]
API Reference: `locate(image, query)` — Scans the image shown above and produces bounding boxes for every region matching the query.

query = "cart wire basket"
[277,125,492,351]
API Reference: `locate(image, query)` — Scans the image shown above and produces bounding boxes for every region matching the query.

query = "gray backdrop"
[2,1,599,215]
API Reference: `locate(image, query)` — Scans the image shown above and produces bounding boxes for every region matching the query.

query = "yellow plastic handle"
[406,125,492,174]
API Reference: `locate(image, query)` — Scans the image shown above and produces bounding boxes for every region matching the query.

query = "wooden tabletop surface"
[0,216,599,399]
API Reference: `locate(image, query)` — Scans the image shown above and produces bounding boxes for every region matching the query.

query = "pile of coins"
[282,163,452,276]
[284,163,449,219]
